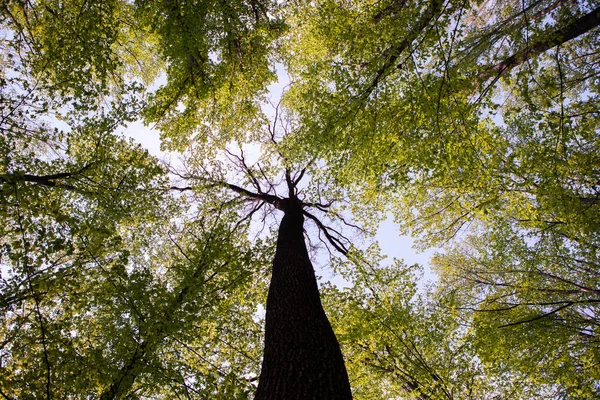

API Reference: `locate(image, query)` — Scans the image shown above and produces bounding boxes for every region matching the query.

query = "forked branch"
[174,166,356,258]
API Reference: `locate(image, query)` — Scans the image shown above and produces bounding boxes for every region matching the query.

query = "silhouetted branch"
[225,148,263,193]
[233,201,266,232]
[484,6,600,80]
[303,199,335,212]
[475,5,600,104]
[303,209,349,255]
[0,163,95,190]
[177,177,282,208]
[499,302,573,328]
[170,185,193,192]
[293,156,317,186]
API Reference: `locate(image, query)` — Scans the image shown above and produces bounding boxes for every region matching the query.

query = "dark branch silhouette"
[481,6,600,81]
[363,0,444,98]
[0,163,95,190]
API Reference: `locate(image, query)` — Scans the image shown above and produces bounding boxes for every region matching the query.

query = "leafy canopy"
[1,0,599,398]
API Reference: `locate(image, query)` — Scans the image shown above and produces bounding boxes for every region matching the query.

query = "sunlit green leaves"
[2,0,600,398]
[280,1,600,398]
[2,0,160,100]
[137,0,282,152]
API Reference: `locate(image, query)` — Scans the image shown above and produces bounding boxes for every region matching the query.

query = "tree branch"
[0,388,17,400]
[303,199,335,212]
[499,302,573,328]
[302,209,349,255]
[225,148,263,193]
[363,0,444,98]
[0,163,95,190]
[373,0,408,23]
[176,177,283,209]
[481,6,600,81]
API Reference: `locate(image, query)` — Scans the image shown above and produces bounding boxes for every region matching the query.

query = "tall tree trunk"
[254,198,352,400]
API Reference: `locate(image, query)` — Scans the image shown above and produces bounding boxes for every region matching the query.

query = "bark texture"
[254,198,352,400]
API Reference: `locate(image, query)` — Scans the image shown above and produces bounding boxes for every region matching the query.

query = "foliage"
[1,202,271,398]
[1,2,276,396]
[1,0,600,398]
[433,222,600,399]
[324,255,563,399]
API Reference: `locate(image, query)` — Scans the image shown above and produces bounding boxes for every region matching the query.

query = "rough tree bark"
[254,197,353,400]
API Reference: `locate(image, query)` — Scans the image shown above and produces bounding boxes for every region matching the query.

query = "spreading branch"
[303,208,350,255]
[363,0,444,98]
[225,148,263,193]
[480,6,600,81]
[499,302,574,328]
[172,177,281,208]
[174,168,355,257]
[0,163,95,190]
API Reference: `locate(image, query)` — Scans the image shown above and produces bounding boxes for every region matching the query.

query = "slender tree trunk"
[254,198,352,400]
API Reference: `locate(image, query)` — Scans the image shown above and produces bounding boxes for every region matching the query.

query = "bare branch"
[233,201,266,232]
[257,163,277,195]
[303,199,335,212]
[170,186,193,192]
[225,148,263,193]
[331,210,369,234]
[303,209,349,255]
[182,176,282,207]
[499,302,573,328]
[269,98,281,148]
[293,156,317,186]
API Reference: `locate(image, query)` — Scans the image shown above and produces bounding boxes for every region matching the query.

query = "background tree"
[280,1,600,396]
[1,2,277,396]
[0,67,275,398]
[432,222,600,398]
